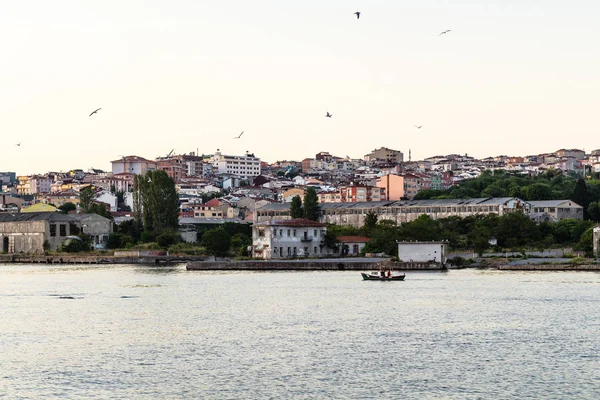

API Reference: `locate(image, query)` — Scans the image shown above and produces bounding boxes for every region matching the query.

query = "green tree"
[201,227,231,256]
[139,170,180,235]
[523,183,553,201]
[290,195,303,218]
[587,201,600,222]
[79,187,95,213]
[58,202,77,214]
[363,211,378,232]
[88,203,113,219]
[571,178,590,219]
[303,187,320,221]
[230,233,252,256]
[574,227,594,254]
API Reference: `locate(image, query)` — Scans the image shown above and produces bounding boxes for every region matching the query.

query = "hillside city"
[0,146,597,256]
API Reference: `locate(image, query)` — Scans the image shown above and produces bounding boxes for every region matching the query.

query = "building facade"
[252,219,327,259]
[210,150,261,179]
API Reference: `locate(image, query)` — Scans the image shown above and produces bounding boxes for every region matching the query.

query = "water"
[1,264,600,399]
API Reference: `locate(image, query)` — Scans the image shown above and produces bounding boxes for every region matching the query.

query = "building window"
[314,229,318,236]
[258,229,265,237]
[273,247,278,255]
[293,229,297,237]
[314,247,317,254]
[50,224,57,237]
[280,229,283,236]
[293,247,297,255]
[59,224,67,237]
[304,247,308,254]
[287,247,291,256]
[287,229,290,237]
[273,230,277,237]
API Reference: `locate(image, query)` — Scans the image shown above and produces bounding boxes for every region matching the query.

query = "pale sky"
[2,0,599,175]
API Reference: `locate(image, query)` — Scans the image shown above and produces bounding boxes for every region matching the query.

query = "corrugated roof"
[0,212,74,223]
[254,218,326,228]
[528,200,581,208]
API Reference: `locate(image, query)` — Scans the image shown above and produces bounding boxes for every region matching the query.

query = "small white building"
[252,219,328,259]
[396,241,449,264]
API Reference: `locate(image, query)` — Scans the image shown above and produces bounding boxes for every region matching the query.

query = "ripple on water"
[1,267,600,399]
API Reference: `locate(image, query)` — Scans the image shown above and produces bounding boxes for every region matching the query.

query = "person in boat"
[387,270,391,278]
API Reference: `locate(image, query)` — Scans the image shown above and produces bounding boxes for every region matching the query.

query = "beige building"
[111,155,157,175]
[256,197,531,229]
[364,147,404,163]
[528,200,583,221]
[0,212,112,253]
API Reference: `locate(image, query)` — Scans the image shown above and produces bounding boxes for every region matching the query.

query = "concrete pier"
[186,258,444,271]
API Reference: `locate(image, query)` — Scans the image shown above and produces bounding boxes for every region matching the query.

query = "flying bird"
[16,143,21,146]
[354,12,360,19]
[89,108,102,116]
[325,112,332,118]
[233,131,244,139]
[439,30,451,36]
[415,125,423,129]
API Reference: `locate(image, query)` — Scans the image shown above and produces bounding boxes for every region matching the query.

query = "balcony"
[300,236,313,242]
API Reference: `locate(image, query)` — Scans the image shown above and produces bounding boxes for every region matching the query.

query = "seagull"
[233,131,244,139]
[89,108,102,116]
[354,11,360,19]
[439,30,451,36]
[16,143,21,146]
[325,112,332,118]
[415,125,423,129]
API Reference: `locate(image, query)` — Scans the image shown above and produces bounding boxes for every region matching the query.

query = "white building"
[210,150,261,179]
[252,219,328,259]
[396,241,449,264]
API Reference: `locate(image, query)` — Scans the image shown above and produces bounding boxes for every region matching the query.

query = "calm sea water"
[1,264,600,399]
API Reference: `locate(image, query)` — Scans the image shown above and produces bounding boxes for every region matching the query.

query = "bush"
[448,256,466,267]
[156,231,181,248]
[61,235,92,253]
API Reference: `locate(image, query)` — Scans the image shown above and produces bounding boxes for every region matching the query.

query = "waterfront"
[1,264,600,399]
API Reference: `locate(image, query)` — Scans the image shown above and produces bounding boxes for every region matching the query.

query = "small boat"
[361,270,406,281]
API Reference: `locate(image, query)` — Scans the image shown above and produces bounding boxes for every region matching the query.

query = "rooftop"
[254,218,326,228]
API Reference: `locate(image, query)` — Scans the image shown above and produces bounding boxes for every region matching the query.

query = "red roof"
[337,236,371,243]
[205,198,221,207]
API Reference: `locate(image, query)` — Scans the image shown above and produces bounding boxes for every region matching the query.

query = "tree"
[230,233,252,256]
[303,187,320,221]
[79,187,95,213]
[201,227,231,256]
[290,195,303,218]
[363,211,378,231]
[588,201,600,222]
[88,203,112,219]
[58,202,76,214]
[571,178,590,219]
[139,170,180,235]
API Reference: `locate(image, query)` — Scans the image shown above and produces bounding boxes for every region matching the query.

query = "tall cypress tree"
[303,187,320,221]
[290,195,303,219]
[571,178,589,220]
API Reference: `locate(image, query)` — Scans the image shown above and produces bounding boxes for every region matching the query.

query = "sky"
[2,0,600,175]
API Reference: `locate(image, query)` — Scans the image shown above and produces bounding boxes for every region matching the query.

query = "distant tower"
[409,149,411,162]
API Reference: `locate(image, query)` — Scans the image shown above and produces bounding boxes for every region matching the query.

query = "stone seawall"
[187,260,391,271]
[0,254,202,265]
[498,264,600,271]
[186,259,445,271]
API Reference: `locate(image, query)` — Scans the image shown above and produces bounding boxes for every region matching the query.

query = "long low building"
[254,197,582,228]
[0,212,112,253]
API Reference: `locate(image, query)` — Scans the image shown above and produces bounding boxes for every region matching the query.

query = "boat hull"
[361,273,405,281]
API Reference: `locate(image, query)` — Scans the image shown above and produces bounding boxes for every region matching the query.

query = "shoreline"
[0,255,599,271]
